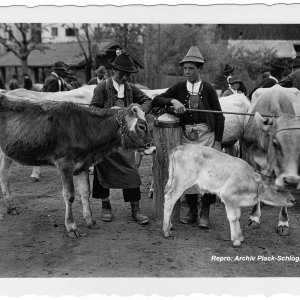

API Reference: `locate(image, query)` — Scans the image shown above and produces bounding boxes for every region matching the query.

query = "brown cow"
[0,94,152,237]
[243,85,300,235]
[162,145,295,247]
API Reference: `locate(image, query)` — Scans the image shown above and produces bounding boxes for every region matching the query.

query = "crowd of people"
[4,46,300,228]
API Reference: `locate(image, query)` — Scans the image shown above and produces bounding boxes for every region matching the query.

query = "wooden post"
[152,113,182,221]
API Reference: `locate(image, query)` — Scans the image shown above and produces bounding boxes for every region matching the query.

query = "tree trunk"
[143,25,150,88]
[21,58,28,75]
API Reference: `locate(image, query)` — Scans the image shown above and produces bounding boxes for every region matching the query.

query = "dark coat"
[91,77,152,189]
[152,81,225,142]
[87,77,99,85]
[249,77,277,100]
[24,77,33,90]
[42,73,64,92]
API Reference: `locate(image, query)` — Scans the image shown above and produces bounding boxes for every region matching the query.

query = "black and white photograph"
[0,1,300,299]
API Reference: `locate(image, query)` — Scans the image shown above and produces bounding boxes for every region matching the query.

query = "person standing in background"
[23,73,33,90]
[88,65,107,85]
[9,74,19,90]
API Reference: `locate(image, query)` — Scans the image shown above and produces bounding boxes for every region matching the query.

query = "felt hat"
[53,61,69,72]
[223,64,235,75]
[96,65,106,74]
[267,58,286,70]
[228,75,242,84]
[108,49,139,73]
[180,46,205,66]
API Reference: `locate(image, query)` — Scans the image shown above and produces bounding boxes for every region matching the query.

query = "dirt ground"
[0,155,300,278]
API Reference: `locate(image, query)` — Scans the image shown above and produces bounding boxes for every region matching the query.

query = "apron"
[95,97,141,189]
[183,94,215,194]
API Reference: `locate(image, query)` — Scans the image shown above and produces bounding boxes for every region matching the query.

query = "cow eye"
[138,124,147,132]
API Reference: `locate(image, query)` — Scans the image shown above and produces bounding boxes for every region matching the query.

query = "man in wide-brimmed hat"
[88,65,107,85]
[152,45,225,229]
[90,49,152,225]
[42,61,70,92]
[222,75,244,97]
[249,58,287,100]
[279,58,300,90]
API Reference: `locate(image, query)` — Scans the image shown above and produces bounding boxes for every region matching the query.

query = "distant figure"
[88,65,107,85]
[23,73,33,90]
[279,59,300,90]
[42,61,69,92]
[222,75,244,97]
[222,63,247,96]
[249,58,286,100]
[65,69,81,89]
[9,74,19,90]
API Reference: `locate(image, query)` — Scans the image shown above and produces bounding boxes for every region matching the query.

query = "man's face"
[56,69,66,78]
[97,72,105,80]
[113,70,131,84]
[183,62,200,83]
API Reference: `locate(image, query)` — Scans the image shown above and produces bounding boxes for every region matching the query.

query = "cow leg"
[235,207,244,243]
[246,202,261,229]
[277,206,291,236]
[163,188,183,238]
[56,161,80,238]
[0,153,18,215]
[29,166,41,182]
[74,171,96,228]
[224,203,241,247]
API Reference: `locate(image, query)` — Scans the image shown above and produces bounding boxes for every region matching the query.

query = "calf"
[0,94,152,237]
[162,145,295,247]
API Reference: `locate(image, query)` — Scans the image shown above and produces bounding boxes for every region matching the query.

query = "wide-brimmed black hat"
[95,65,106,74]
[108,50,139,73]
[228,75,242,84]
[53,61,69,72]
[223,64,234,75]
[267,58,286,70]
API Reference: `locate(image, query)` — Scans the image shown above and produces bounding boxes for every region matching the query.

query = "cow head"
[254,112,300,189]
[255,173,295,207]
[116,104,154,151]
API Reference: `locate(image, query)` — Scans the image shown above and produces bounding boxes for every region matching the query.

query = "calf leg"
[246,202,261,229]
[163,188,184,238]
[56,160,79,238]
[277,206,290,236]
[74,171,96,228]
[224,203,241,247]
[235,207,244,243]
[29,166,41,182]
[0,153,18,215]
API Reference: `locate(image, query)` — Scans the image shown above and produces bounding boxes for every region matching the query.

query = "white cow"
[162,144,295,247]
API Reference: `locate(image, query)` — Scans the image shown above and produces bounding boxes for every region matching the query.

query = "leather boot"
[197,201,211,229]
[131,201,149,225]
[101,198,113,222]
[180,194,198,224]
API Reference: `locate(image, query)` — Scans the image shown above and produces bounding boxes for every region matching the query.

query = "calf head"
[255,112,300,189]
[255,173,295,207]
[117,104,154,150]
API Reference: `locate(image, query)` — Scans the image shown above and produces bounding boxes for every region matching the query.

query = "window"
[51,27,58,37]
[65,28,78,37]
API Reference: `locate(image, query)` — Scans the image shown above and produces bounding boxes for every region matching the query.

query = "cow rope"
[116,111,154,150]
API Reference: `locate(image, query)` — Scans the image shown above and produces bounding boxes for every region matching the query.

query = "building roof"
[228,40,298,59]
[0,40,121,67]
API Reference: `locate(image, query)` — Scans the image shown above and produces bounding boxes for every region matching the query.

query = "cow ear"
[253,172,262,183]
[254,112,273,132]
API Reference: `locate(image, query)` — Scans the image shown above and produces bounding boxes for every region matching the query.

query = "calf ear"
[254,112,273,133]
[253,172,262,183]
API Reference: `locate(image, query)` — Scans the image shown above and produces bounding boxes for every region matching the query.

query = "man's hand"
[170,99,186,114]
[213,141,222,152]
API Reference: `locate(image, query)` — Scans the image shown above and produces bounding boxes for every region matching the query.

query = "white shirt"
[112,79,125,98]
[186,80,202,95]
